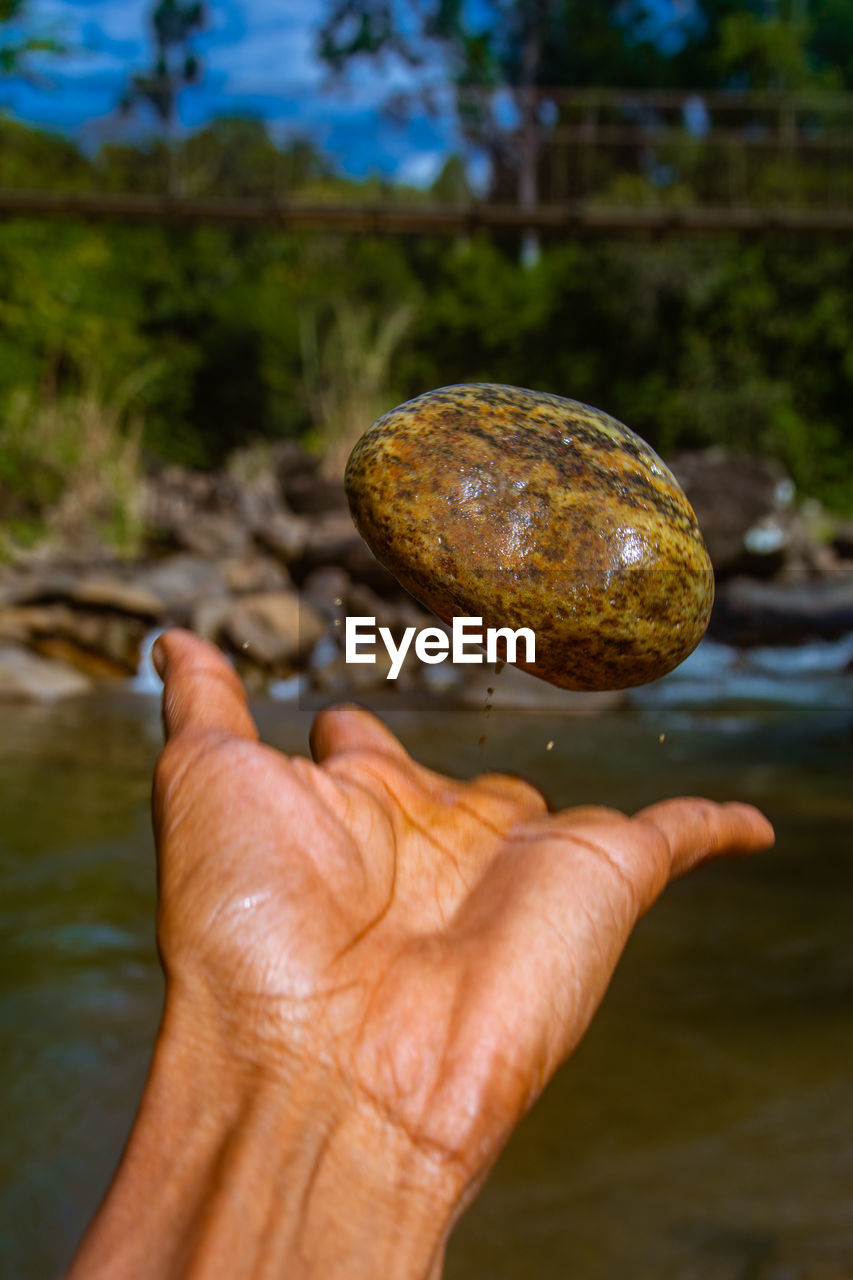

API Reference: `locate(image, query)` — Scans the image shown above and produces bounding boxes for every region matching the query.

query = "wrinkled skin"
[69,629,774,1280]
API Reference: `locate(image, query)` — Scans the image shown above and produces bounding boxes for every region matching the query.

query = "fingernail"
[151,633,167,680]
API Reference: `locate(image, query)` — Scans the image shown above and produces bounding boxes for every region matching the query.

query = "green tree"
[318,0,673,260]
[118,0,205,195]
[177,118,332,199]
[1,0,62,84]
[121,0,205,127]
[671,0,853,89]
[809,0,853,87]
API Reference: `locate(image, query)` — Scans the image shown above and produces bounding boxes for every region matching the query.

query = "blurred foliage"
[0,381,146,556]
[396,234,853,511]
[655,0,853,90]
[318,1,853,213]
[318,1,689,93]
[301,296,416,476]
[0,0,62,78]
[120,0,205,127]
[1,113,853,515]
[3,0,853,538]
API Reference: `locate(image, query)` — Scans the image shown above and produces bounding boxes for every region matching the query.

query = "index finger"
[153,629,258,744]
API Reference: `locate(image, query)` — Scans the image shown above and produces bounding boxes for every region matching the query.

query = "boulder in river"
[711,573,853,646]
[255,511,310,565]
[0,643,93,701]
[0,602,148,676]
[70,576,164,618]
[218,591,326,670]
[667,450,798,578]
[293,510,401,595]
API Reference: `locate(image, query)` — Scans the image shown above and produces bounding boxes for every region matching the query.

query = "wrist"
[275,1086,460,1280]
[67,993,462,1279]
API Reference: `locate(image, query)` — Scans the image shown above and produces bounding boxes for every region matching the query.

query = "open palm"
[152,629,773,1207]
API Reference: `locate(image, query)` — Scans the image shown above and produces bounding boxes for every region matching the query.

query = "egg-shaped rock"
[345,383,713,691]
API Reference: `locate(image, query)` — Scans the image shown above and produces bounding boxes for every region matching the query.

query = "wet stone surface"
[345,383,714,690]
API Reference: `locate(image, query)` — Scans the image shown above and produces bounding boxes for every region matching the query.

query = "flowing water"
[1,637,852,1279]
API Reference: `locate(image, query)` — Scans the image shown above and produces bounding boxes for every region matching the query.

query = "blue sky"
[1,0,460,184]
[2,0,696,185]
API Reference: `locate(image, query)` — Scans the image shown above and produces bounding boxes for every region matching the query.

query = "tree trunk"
[517,1,545,267]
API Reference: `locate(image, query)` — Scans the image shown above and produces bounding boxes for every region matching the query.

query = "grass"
[0,381,145,560]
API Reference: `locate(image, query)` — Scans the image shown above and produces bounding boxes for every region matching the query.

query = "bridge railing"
[3,89,853,232]
[453,87,853,211]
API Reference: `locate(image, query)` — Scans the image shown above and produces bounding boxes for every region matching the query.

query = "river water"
[1,636,852,1279]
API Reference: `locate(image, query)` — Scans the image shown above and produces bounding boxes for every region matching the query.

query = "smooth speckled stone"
[345,383,714,691]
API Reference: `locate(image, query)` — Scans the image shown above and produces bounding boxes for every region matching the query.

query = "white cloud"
[396,148,444,189]
[6,0,459,180]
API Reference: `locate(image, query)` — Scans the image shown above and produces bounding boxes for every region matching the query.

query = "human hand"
[68,628,774,1280]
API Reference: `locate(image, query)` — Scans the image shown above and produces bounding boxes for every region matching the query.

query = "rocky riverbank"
[1,442,851,705]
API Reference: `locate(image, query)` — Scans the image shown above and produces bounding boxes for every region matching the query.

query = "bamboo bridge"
[4,88,853,237]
